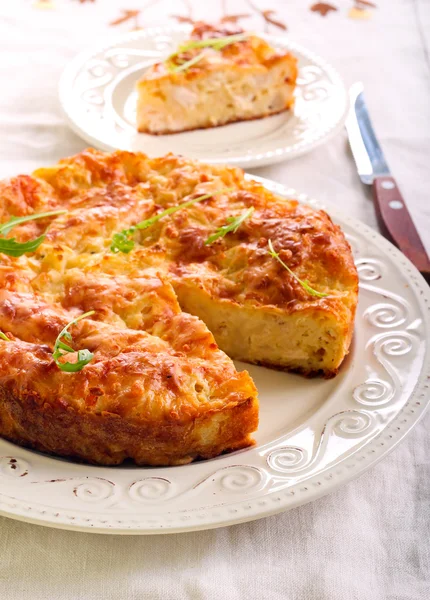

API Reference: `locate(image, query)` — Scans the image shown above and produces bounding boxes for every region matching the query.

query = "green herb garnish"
[168,33,249,73]
[110,230,136,255]
[0,331,10,341]
[205,207,254,245]
[170,53,206,73]
[0,210,67,257]
[268,239,328,298]
[176,33,249,54]
[52,311,95,373]
[111,188,232,254]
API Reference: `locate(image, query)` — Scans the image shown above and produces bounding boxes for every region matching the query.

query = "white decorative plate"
[1,177,429,535]
[59,25,348,168]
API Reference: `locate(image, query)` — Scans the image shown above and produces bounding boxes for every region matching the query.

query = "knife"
[345,82,430,281]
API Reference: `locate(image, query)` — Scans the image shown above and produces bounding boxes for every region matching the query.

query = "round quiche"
[0,149,357,466]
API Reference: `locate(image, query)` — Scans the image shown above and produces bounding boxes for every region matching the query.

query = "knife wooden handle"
[372,176,430,281]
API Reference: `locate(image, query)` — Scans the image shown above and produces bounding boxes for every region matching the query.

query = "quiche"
[0,149,358,466]
[136,22,298,134]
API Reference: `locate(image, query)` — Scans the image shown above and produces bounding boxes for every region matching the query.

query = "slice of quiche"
[0,281,258,466]
[136,22,298,134]
[0,168,258,466]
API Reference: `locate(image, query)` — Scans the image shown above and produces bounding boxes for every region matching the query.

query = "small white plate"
[0,177,429,534]
[59,25,348,168]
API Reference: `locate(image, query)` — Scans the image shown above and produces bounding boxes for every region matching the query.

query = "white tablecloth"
[0,1,429,598]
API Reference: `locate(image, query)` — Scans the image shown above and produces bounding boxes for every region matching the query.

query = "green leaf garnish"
[134,189,233,231]
[52,311,95,373]
[0,210,67,236]
[171,53,206,73]
[268,239,328,298]
[111,188,233,254]
[168,33,249,73]
[110,230,136,254]
[0,234,47,257]
[176,33,249,54]
[0,331,10,341]
[205,207,254,245]
[0,210,67,257]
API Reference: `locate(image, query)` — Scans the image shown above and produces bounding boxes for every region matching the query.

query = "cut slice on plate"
[136,22,298,134]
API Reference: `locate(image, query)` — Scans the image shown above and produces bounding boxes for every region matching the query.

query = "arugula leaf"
[0,234,47,257]
[205,207,254,245]
[171,53,206,73]
[0,331,10,341]
[110,230,136,254]
[168,33,249,73]
[54,349,94,373]
[52,311,95,372]
[0,210,67,236]
[176,33,249,54]
[0,209,67,257]
[111,188,233,254]
[268,239,328,298]
[134,189,233,231]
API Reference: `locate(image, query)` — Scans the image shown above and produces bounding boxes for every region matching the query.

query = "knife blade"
[346,82,430,280]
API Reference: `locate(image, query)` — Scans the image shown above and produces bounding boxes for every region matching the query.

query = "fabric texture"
[0,1,429,598]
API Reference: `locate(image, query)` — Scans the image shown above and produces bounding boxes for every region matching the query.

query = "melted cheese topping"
[0,148,357,426]
[0,151,265,426]
[5,149,357,308]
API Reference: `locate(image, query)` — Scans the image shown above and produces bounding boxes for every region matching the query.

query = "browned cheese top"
[138,22,298,83]
[0,149,357,421]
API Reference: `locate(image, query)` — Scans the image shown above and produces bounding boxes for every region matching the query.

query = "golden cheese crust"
[0,280,258,465]
[136,23,298,134]
[0,154,262,465]
[0,149,357,465]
